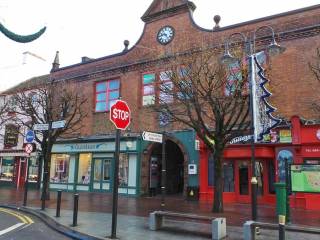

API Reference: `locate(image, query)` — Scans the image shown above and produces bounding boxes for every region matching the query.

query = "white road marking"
[0,223,25,236]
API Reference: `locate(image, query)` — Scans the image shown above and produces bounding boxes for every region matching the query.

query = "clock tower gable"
[141,0,196,23]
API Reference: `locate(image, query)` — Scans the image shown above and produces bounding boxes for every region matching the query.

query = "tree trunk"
[41,144,52,201]
[212,146,224,213]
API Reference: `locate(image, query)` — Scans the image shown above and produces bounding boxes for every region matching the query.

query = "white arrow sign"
[33,123,49,131]
[52,120,66,129]
[142,131,163,143]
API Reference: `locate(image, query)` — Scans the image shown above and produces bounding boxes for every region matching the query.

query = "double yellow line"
[0,208,34,224]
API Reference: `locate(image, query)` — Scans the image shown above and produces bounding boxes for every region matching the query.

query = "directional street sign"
[52,120,66,129]
[33,123,49,131]
[110,100,131,130]
[24,143,34,154]
[25,130,35,143]
[142,131,163,143]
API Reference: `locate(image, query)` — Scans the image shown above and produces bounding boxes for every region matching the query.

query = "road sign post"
[109,100,131,239]
[23,143,34,207]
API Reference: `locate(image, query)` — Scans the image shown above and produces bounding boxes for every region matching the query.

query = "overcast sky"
[0,0,319,92]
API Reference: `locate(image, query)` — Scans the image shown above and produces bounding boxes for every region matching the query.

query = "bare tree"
[154,48,250,212]
[309,47,320,115]
[11,79,88,203]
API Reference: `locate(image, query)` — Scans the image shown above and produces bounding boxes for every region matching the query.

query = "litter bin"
[187,186,199,201]
[274,182,287,219]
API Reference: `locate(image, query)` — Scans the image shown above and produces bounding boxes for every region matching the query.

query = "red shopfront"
[289,116,320,210]
[199,143,277,205]
[199,116,320,210]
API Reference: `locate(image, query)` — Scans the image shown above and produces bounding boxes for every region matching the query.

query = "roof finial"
[123,40,129,52]
[213,15,221,30]
[51,51,60,72]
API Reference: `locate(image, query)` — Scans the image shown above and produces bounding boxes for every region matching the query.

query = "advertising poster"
[291,165,320,193]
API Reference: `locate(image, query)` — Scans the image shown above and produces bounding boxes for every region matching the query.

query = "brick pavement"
[0,188,320,239]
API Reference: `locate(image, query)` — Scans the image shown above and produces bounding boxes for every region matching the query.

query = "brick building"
[3,0,319,209]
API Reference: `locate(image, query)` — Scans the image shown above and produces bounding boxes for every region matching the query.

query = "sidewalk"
[0,188,320,239]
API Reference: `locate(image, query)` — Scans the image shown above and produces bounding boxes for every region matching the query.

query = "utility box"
[187,186,199,201]
[274,182,287,220]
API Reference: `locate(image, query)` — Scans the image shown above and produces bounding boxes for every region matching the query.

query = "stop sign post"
[109,100,131,239]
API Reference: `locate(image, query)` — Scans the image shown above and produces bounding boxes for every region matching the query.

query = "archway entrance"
[149,139,184,196]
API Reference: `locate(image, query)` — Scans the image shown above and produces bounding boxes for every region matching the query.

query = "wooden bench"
[149,211,226,240]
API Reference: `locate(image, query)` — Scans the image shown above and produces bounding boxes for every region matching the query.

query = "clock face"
[157,26,174,45]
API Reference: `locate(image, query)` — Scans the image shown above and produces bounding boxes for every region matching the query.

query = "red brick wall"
[51,5,320,137]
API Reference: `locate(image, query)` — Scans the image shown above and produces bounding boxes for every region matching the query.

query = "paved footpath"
[0,189,319,239]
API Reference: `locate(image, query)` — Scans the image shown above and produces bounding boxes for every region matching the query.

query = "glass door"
[92,158,111,192]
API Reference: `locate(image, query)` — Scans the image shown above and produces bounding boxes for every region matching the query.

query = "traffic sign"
[142,131,163,143]
[25,130,35,143]
[33,123,49,131]
[52,120,66,129]
[110,100,131,130]
[24,143,34,154]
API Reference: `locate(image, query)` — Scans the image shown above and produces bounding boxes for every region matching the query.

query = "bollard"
[279,215,286,240]
[72,193,79,227]
[56,190,62,217]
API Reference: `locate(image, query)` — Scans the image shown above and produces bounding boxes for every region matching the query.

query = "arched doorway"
[149,139,184,196]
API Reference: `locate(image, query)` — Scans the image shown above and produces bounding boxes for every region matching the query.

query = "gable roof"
[141,0,196,22]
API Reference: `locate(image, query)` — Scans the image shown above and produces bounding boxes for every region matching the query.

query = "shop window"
[142,73,156,106]
[50,154,70,183]
[268,161,275,194]
[95,79,120,112]
[119,153,129,186]
[78,153,92,184]
[208,153,214,187]
[28,157,38,182]
[0,157,14,182]
[223,162,234,192]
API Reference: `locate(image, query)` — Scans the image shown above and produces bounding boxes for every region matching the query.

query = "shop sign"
[304,147,320,154]
[229,135,252,144]
[279,129,292,143]
[52,141,137,153]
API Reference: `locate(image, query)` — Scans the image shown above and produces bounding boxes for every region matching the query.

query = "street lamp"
[221,25,285,221]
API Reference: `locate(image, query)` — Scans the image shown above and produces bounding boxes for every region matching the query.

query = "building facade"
[1,0,320,209]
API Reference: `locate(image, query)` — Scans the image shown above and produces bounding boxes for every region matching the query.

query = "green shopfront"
[50,137,141,195]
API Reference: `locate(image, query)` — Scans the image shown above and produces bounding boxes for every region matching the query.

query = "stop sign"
[110,100,131,130]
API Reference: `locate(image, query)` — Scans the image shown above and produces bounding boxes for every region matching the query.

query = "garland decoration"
[0,23,46,43]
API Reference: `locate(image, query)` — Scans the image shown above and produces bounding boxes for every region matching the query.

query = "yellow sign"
[279,129,292,143]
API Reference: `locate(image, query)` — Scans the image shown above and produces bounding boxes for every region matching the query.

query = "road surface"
[0,207,71,239]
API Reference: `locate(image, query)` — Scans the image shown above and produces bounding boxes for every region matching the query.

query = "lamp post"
[221,25,285,221]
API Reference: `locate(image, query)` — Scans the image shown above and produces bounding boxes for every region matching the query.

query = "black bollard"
[279,215,286,240]
[72,194,79,227]
[56,190,62,217]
